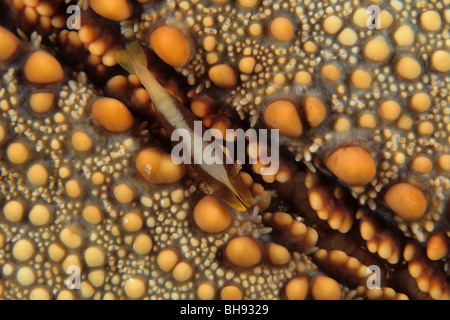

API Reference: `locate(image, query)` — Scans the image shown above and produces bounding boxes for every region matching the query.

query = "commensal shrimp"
[116,42,254,212]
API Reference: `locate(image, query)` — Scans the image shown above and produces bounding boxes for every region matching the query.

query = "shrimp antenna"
[116,41,148,75]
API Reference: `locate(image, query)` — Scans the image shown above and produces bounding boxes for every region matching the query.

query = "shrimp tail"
[116,41,148,75]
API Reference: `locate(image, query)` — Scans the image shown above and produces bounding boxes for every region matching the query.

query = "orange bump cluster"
[325,146,377,186]
[135,147,186,184]
[321,64,341,82]
[285,275,342,300]
[266,242,291,266]
[304,96,326,127]
[220,285,243,300]
[396,56,421,80]
[351,69,372,90]
[29,92,54,114]
[238,0,257,9]
[410,92,431,113]
[91,97,135,132]
[285,276,309,300]
[208,64,238,88]
[380,100,401,121]
[420,10,442,32]
[393,25,415,47]
[225,236,262,268]
[426,233,448,261]
[314,249,370,284]
[60,227,82,249]
[404,243,450,300]
[264,212,318,249]
[308,188,353,233]
[27,163,48,186]
[7,142,29,164]
[122,212,143,232]
[65,179,82,198]
[263,99,302,138]
[197,283,216,300]
[270,17,294,42]
[133,234,153,255]
[113,183,134,204]
[411,156,432,174]
[76,22,122,69]
[71,131,92,152]
[90,0,133,21]
[24,50,64,84]
[310,275,342,300]
[431,50,450,73]
[172,261,193,282]
[193,196,232,233]
[3,200,25,223]
[124,277,146,299]
[384,182,427,221]
[364,38,390,62]
[82,205,102,225]
[29,204,51,226]
[359,215,401,264]
[0,26,20,61]
[157,249,179,272]
[150,25,191,67]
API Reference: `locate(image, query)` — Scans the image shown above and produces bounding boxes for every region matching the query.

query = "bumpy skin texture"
[124,0,449,241]
[0,0,448,300]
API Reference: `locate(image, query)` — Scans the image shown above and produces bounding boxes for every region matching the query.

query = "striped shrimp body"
[116,42,253,212]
